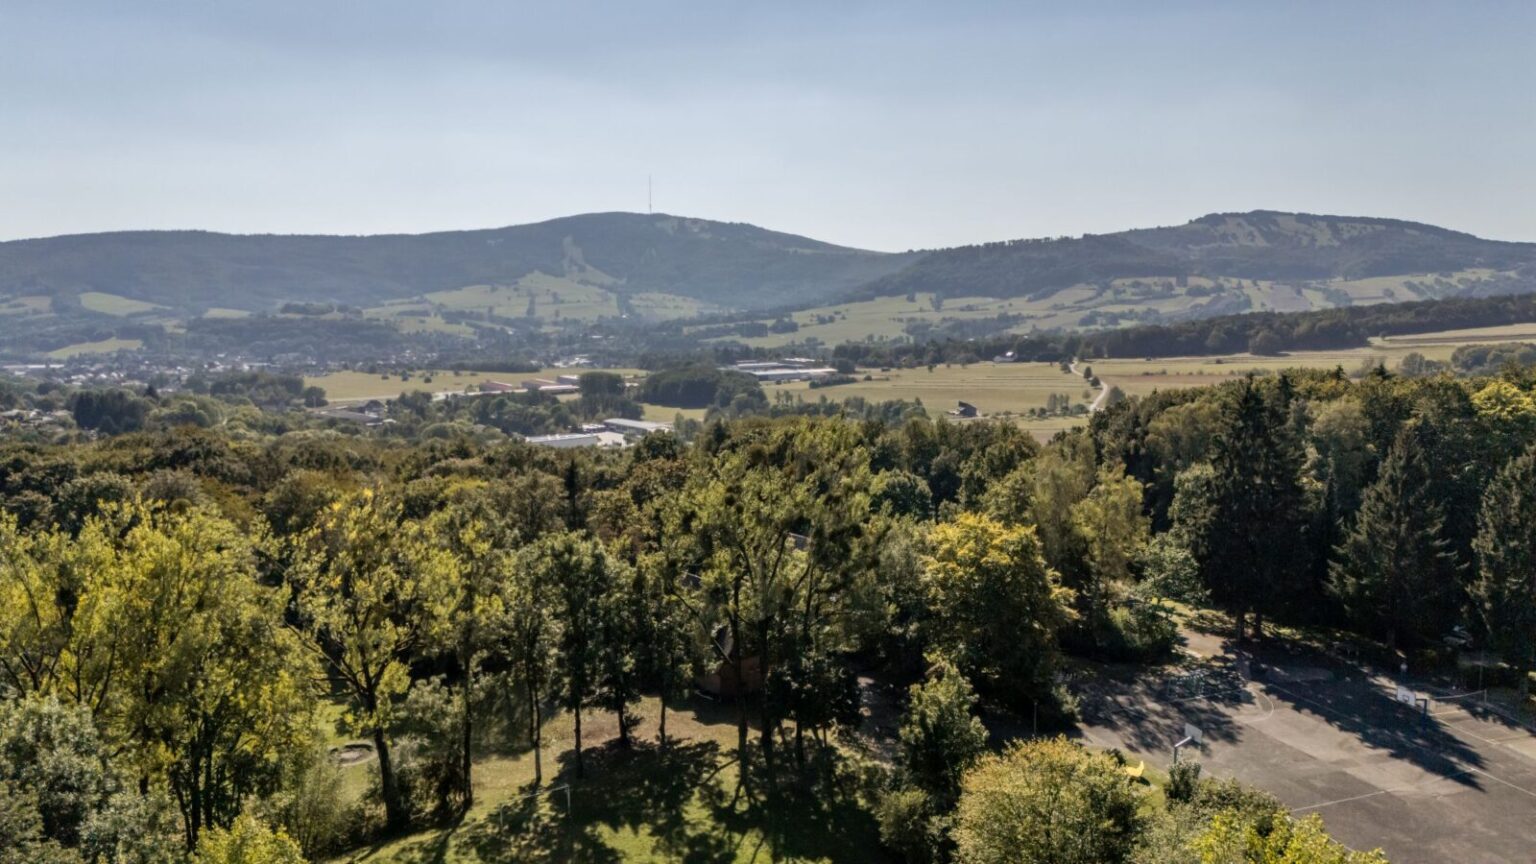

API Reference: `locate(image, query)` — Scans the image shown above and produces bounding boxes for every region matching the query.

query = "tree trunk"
[658,694,668,749]
[758,620,775,789]
[527,680,543,787]
[374,727,405,832]
[731,615,749,792]
[1253,608,1264,641]
[1520,661,1531,703]
[573,704,584,778]
[1234,610,1246,643]
[461,661,474,810]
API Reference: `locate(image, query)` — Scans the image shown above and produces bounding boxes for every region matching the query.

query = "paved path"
[1074,634,1536,863]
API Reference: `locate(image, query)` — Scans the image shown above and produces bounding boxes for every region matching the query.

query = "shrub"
[1167,761,1201,803]
[875,787,947,864]
[955,737,1141,864]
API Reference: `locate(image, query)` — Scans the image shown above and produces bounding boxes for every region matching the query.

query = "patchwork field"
[719,269,1515,350]
[364,273,714,332]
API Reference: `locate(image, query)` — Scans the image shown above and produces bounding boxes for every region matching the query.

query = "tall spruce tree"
[1329,422,1459,647]
[1472,444,1536,699]
[1184,375,1310,641]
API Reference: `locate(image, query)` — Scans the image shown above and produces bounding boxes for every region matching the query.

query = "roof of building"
[603,418,672,433]
[524,433,601,448]
[525,431,630,449]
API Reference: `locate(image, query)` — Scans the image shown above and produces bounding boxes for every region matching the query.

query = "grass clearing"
[331,694,888,864]
[79,291,164,316]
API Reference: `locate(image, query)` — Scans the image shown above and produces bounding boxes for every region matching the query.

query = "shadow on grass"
[455,738,889,863]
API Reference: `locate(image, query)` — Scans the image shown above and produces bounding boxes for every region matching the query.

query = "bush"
[876,787,947,864]
[1069,603,1178,663]
[899,657,987,803]
[1167,761,1201,803]
[1188,776,1283,826]
[394,678,469,821]
[193,813,305,864]
[955,737,1141,864]
[256,747,348,859]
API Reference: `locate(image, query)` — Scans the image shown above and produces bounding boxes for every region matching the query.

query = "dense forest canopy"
[2,355,1534,862]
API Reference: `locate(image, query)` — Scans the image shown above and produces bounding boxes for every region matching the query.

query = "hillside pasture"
[720,268,1518,350]
[79,291,165,316]
[200,307,251,319]
[46,337,143,358]
[366,275,714,334]
[0,295,52,316]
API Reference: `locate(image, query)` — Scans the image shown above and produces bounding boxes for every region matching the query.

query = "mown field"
[765,362,1092,418]
[1091,321,1536,400]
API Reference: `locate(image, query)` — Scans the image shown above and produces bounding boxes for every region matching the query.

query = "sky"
[3,1,1534,250]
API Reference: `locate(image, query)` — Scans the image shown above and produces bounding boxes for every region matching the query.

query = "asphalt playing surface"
[1075,639,1536,864]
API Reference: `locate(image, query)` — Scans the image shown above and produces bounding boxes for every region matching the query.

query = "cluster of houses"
[729,358,839,382]
[0,407,75,432]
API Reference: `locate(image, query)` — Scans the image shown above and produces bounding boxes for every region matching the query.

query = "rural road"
[1069,360,1111,412]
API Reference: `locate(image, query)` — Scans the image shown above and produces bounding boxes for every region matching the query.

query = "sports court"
[1075,643,1536,864]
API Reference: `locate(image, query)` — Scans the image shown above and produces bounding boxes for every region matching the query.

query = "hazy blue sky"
[3,2,1533,249]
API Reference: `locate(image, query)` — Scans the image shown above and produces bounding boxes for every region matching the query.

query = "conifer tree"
[1180,375,1311,640]
[1472,444,1536,699]
[1329,422,1459,647]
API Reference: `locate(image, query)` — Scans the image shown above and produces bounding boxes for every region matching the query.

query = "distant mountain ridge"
[858,211,1536,301]
[0,213,916,313]
[3,210,1535,325]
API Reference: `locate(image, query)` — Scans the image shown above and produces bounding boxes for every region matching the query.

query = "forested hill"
[0,213,914,313]
[855,211,1536,301]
